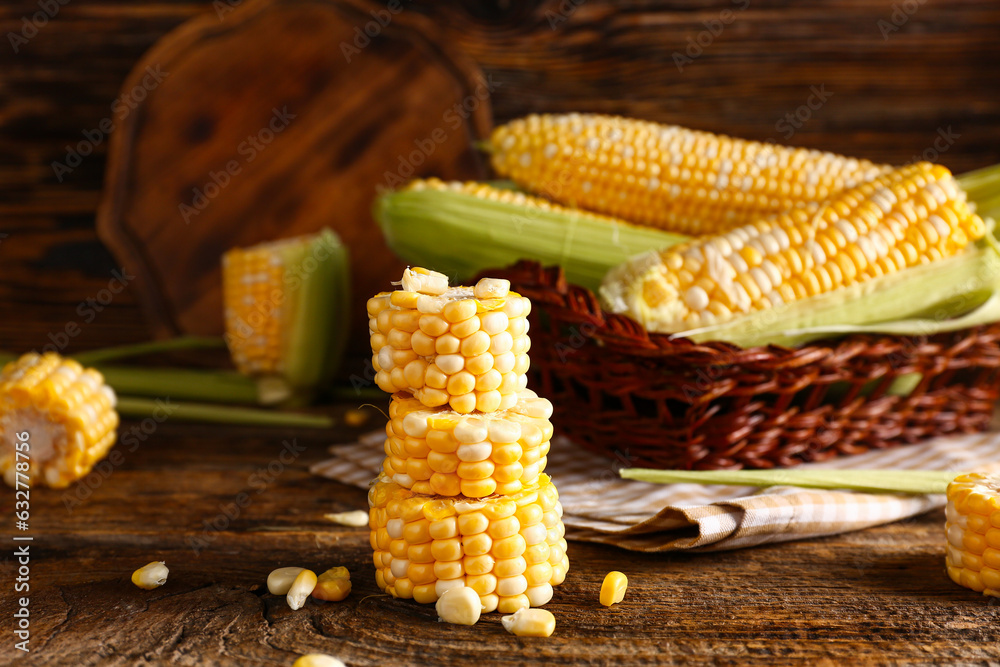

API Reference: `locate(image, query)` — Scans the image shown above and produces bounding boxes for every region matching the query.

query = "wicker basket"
[483,261,1000,470]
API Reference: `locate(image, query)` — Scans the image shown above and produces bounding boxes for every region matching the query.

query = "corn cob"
[488,113,892,235]
[375,179,690,292]
[368,474,569,612]
[384,389,553,498]
[367,271,532,414]
[0,352,118,488]
[601,162,987,338]
[222,229,349,402]
[945,473,1000,597]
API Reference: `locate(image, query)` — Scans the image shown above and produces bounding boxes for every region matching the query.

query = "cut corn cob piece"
[0,352,118,489]
[488,113,892,235]
[222,229,349,403]
[945,473,1000,597]
[601,162,987,339]
[384,389,553,498]
[368,271,533,414]
[368,473,569,612]
[376,179,690,292]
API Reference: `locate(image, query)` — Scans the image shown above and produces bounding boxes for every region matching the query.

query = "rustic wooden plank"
[3,419,1000,665]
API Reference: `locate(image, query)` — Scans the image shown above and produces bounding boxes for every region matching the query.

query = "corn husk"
[375,179,689,292]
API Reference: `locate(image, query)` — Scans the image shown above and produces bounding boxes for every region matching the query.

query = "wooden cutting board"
[97,0,492,362]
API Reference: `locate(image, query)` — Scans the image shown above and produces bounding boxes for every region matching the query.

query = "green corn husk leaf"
[223,228,350,404]
[667,223,1000,348]
[375,180,690,292]
[619,468,960,495]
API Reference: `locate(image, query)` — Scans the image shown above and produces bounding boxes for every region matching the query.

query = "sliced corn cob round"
[222,228,349,402]
[0,352,118,488]
[601,162,987,334]
[369,473,569,612]
[384,389,554,498]
[946,473,1000,597]
[368,271,532,414]
[488,113,892,235]
[376,178,690,292]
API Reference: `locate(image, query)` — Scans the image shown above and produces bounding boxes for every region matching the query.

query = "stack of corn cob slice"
[366,268,568,613]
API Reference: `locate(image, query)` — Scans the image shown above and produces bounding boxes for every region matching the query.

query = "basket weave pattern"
[485,261,1000,470]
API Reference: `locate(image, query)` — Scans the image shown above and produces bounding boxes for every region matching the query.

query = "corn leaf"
[619,468,958,495]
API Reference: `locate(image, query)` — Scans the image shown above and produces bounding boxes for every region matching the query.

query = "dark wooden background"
[2,0,998,358]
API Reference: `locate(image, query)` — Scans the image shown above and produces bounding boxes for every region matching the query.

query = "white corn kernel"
[293,655,347,667]
[287,569,318,610]
[475,278,510,299]
[131,561,169,590]
[267,566,306,595]
[501,607,556,637]
[323,510,369,527]
[401,267,449,295]
[435,586,482,626]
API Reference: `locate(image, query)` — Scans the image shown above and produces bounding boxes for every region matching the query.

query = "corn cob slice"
[222,229,349,403]
[488,113,892,235]
[375,179,690,292]
[945,473,1000,597]
[0,352,118,488]
[384,389,553,498]
[368,271,532,414]
[601,162,987,337]
[368,474,569,612]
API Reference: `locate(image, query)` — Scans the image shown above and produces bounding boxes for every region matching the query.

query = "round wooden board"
[97,0,492,361]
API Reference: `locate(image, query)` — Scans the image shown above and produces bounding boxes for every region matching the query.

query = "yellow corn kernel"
[946,473,1000,597]
[131,561,168,590]
[0,352,118,489]
[312,567,351,602]
[600,571,628,606]
[267,567,306,595]
[293,655,347,667]
[287,569,318,610]
[436,586,482,625]
[602,162,986,335]
[489,113,892,235]
[501,607,556,637]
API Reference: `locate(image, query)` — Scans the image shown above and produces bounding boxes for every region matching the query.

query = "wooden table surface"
[3,414,1000,666]
[4,0,1000,664]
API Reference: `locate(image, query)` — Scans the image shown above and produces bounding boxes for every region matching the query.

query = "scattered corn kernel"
[132,561,169,590]
[267,567,306,595]
[435,586,482,625]
[324,510,370,527]
[344,408,370,428]
[292,655,347,667]
[401,267,449,295]
[312,567,352,602]
[501,607,556,637]
[474,278,510,300]
[600,571,628,606]
[287,569,318,610]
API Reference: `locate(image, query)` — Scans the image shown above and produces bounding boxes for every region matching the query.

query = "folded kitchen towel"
[310,428,1000,552]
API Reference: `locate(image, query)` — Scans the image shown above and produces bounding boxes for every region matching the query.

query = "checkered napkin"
[310,428,1000,552]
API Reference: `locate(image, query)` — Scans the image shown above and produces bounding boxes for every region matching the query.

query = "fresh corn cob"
[601,162,987,338]
[945,473,1000,597]
[0,352,118,488]
[368,474,569,612]
[376,179,690,292]
[488,113,892,235]
[384,390,553,498]
[368,271,532,414]
[222,229,349,403]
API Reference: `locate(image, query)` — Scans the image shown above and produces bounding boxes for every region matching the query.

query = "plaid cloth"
[311,427,1000,552]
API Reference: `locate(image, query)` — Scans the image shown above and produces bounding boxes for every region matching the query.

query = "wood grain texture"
[2,0,999,358]
[3,415,1000,665]
[96,0,492,354]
